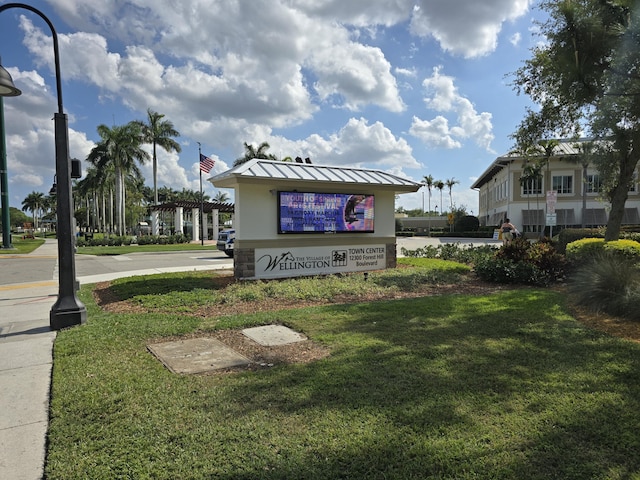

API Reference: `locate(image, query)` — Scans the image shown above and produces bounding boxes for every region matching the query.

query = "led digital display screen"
[278,192,375,233]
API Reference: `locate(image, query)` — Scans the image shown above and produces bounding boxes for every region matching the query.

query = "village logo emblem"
[331,250,347,267]
[257,251,332,272]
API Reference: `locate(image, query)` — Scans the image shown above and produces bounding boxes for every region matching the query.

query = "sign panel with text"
[546,190,557,214]
[254,245,386,279]
[546,213,557,226]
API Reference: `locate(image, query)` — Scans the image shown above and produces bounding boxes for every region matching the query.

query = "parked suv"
[216,229,235,257]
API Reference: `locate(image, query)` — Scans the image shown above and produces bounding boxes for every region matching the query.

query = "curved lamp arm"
[0,3,63,114]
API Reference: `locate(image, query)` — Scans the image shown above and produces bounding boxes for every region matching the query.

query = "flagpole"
[198,142,204,246]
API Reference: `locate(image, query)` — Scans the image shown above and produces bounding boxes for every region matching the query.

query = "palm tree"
[174,188,203,202]
[445,177,459,212]
[233,141,278,167]
[134,109,181,206]
[530,140,560,234]
[41,194,56,231]
[571,140,598,228]
[87,123,149,235]
[519,161,543,234]
[213,191,230,203]
[76,166,106,232]
[21,191,45,231]
[423,174,434,214]
[435,180,445,214]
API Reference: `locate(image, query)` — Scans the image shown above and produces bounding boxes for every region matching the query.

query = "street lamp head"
[0,64,22,97]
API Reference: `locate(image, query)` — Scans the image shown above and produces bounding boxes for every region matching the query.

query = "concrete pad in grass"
[148,337,251,374]
[242,325,307,346]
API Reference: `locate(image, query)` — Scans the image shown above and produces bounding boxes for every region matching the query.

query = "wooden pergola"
[149,201,234,214]
[148,201,235,240]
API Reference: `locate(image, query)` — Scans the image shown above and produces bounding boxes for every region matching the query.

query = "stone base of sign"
[385,242,396,269]
[234,247,255,279]
[233,242,397,280]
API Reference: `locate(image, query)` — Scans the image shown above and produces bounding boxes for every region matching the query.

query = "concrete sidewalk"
[0,239,230,480]
[0,240,58,480]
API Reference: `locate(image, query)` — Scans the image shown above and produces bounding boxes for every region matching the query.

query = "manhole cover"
[148,337,251,374]
[242,325,307,346]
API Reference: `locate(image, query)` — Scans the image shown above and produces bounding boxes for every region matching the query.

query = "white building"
[471,139,640,234]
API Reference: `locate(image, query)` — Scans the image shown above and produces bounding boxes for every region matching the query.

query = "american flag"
[199,154,215,173]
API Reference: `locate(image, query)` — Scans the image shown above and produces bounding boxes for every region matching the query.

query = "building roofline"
[471,138,600,189]
[208,158,422,192]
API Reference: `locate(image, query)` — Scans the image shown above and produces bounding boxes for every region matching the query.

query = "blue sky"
[0,0,544,215]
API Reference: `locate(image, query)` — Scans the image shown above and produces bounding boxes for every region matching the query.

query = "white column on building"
[175,206,184,234]
[192,208,200,242]
[202,211,208,241]
[151,210,160,235]
[213,209,219,237]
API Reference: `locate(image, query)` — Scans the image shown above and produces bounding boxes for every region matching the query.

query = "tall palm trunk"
[581,162,588,228]
[115,167,125,235]
[101,193,106,233]
[526,178,531,232]
[109,189,114,235]
[153,143,158,205]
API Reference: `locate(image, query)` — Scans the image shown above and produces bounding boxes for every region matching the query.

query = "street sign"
[546,213,557,226]
[546,190,557,214]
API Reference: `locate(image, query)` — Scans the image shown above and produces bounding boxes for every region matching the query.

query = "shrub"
[566,238,640,264]
[454,215,479,233]
[557,228,604,253]
[622,231,640,243]
[495,236,531,263]
[526,238,566,280]
[565,238,605,264]
[603,239,640,261]
[475,238,565,286]
[136,235,156,245]
[568,253,640,321]
[401,243,497,265]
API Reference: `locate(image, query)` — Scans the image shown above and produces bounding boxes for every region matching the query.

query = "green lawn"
[46,263,640,479]
[0,236,44,254]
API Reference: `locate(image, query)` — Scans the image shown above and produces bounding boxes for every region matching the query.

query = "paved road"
[1,236,501,286]
[396,235,502,253]
[0,243,234,286]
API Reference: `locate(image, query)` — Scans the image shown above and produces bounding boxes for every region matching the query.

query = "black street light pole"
[0,3,86,330]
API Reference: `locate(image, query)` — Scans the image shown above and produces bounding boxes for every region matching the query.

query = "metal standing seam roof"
[209,159,422,190]
[471,138,606,190]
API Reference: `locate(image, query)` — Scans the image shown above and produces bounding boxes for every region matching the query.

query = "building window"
[522,177,542,195]
[552,175,573,194]
[586,174,602,193]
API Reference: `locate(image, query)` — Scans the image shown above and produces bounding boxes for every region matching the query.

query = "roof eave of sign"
[209,159,422,192]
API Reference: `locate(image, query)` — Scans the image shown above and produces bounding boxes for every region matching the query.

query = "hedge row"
[76,234,191,247]
[565,238,640,264]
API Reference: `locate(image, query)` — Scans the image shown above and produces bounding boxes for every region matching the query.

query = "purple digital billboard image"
[278,192,375,233]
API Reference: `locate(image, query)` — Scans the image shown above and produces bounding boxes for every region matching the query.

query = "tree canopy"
[134,109,181,205]
[511,0,640,240]
[233,142,278,167]
[87,122,149,235]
